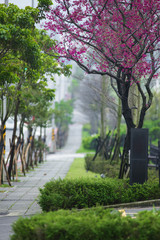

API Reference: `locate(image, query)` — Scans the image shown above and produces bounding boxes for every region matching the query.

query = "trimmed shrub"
[82,135,98,150]
[85,154,160,181]
[83,123,91,133]
[85,154,120,178]
[38,177,160,212]
[11,207,160,240]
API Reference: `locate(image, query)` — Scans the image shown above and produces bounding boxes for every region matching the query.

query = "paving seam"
[24,199,39,216]
[0,160,69,216]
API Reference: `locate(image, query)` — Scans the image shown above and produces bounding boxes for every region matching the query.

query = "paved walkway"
[0,123,84,240]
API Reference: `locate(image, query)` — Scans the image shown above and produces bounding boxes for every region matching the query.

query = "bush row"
[38,177,160,212]
[11,207,160,240]
[85,154,160,181]
[82,135,98,150]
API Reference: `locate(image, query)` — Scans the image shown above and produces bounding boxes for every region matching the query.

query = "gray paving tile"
[9,202,33,213]
[0,123,83,240]
[25,201,42,215]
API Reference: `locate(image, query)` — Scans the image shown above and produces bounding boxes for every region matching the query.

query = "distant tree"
[53,99,73,130]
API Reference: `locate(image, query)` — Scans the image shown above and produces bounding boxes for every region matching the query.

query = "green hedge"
[82,123,91,133]
[82,135,98,150]
[150,126,160,140]
[38,178,160,212]
[11,207,160,240]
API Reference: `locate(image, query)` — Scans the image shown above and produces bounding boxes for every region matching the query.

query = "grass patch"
[18,174,25,177]
[11,179,21,182]
[0,183,13,188]
[65,158,100,179]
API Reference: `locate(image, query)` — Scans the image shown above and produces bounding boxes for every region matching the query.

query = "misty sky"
[0,0,39,8]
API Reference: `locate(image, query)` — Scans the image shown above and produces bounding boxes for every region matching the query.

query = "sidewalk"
[0,123,84,240]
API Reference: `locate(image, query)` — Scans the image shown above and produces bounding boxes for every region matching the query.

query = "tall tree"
[0,3,41,181]
[44,0,160,178]
[0,2,71,181]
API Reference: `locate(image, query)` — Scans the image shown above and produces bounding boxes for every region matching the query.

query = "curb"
[104,199,160,209]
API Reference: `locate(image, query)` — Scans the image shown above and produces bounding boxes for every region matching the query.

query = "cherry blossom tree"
[44,0,160,178]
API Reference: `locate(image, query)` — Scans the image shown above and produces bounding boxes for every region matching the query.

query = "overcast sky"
[0,0,39,8]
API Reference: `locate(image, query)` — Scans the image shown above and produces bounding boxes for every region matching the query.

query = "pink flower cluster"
[44,0,160,81]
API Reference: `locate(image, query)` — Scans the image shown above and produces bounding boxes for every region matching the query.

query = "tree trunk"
[8,98,20,180]
[19,115,25,139]
[118,81,147,178]
[39,126,43,163]
[118,81,135,179]
[99,76,107,157]
[111,97,122,162]
[90,113,98,135]
[119,128,131,179]
[26,126,32,170]
[128,83,141,127]
[0,121,5,184]
[0,94,7,184]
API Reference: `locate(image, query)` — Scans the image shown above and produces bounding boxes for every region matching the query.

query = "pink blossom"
[44,0,160,82]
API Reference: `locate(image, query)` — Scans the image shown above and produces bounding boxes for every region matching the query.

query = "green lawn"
[65,158,100,179]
